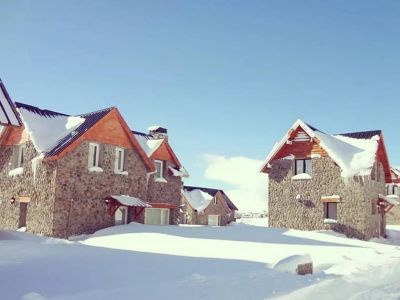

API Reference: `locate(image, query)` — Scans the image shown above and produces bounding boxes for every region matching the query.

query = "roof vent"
[293,130,310,142]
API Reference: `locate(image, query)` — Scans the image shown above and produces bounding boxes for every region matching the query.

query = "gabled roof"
[0,79,22,126]
[261,119,391,181]
[183,186,238,211]
[132,130,182,168]
[15,102,113,157]
[7,102,155,172]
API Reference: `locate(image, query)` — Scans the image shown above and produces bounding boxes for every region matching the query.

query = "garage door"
[208,215,221,226]
[145,208,170,225]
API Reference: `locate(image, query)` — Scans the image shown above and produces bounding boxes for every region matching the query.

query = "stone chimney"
[148,125,168,139]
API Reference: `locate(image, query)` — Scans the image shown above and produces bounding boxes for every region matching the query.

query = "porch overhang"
[106,195,151,216]
[378,194,399,214]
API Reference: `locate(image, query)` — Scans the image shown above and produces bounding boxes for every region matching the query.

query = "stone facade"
[0,142,57,236]
[0,139,183,237]
[268,156,385,240]
[182,192,235,226]
[146,160,182,225]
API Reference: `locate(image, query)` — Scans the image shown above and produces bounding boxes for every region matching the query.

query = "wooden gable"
[376,134,392,183]
[273,126,327,161]
[48,108,155,172]
[0,125,29,145]
[151,140,181,167]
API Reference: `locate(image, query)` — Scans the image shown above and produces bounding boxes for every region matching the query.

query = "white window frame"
[208,214,221,226]
[154,160,164,179]
[88,142,100,168]
[214,197,218,205]
[295,159,312,176]
[114,147,125,173]
[144,208,170,225]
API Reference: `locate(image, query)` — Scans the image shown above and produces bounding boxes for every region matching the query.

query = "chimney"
[148,125,168,139]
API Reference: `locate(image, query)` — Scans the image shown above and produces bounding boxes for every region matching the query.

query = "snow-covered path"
[1,223,400,300]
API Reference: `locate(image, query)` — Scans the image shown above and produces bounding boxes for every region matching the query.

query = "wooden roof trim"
[110,108,156,172]
[377,133,392,183]
[151,139,182,168]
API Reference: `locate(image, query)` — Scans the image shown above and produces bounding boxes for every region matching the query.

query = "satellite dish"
[0,78,22,126]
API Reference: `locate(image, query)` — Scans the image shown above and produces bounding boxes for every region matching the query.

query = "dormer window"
[88,143,100,168]
[295,159,312,176]
[154,160,164,179]
[115,147,125,172]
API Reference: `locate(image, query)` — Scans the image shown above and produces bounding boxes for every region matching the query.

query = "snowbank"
[273,254,313,274]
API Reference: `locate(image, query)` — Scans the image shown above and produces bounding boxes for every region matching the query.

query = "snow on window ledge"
[291,173,312,180]
[155,177,167,183]
[9,167,24,177]
[88,166,104,173]
[114,170,128,176]
[324,218,338,224]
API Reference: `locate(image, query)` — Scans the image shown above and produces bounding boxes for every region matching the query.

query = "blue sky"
[1,1,400,210]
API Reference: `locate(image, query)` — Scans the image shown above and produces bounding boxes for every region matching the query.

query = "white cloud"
[204,154,268,213]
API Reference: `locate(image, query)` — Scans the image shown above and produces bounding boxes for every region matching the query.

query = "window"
[394,185,398,195]
[13,144,26,168]
[214,197,218,205]
[154,160,164,179]
[295,159,312,175]
[387,185,392,195]
[88,143,100,168]
[324,202,337,220]
[144,208,170,225]
[115,147,125,172]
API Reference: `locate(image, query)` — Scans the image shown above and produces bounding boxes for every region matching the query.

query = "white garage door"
[145,208,170,225]
[208,215,221,226]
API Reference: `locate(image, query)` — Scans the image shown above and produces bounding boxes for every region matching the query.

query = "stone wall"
[268,156,385,240]
[53,141,148,237]
[181,192,235,226]
[0,142,57,235]
[146,160,182,225]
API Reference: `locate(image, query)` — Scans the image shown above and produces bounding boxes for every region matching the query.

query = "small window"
[214,197,218,205]
[154,160,164,179]
[324,202,337,220]
[115,147,125,172]
[394,185,399,195]
[295,159,312,175]
[88,143,100,168]
[13,144,26,168]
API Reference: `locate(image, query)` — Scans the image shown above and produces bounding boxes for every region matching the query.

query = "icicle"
[31,154,44,181]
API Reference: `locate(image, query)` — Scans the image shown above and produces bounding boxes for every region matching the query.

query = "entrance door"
[19,202,28,228]
[208,215,221,226]
[115,206,128,225]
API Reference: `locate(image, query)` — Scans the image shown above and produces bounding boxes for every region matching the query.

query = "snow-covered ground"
[1,223,400,300]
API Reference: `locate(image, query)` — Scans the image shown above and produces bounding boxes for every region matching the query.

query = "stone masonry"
[268,156,385,240]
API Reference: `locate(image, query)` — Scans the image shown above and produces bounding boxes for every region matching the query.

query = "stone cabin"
[181,186,238,226]
[0,102,187,237]
[261,119,398,240]
[386,167,400,225]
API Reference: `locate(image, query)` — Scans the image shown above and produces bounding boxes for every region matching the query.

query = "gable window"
[295,159,312,175]
[324,202,337,220]
[115,147,125,172]
[12,144,26,169]
[88,143,100,168]
[214,197,218,205]
[154,160,164,179]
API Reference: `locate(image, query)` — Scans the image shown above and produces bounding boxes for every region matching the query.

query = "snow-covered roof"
[261,119,381,178]
[15,102,113,157]
[182,186,238,211]
[391,167,400,178]
[133,133,164,157]
[18,105,85,153]
[110,195,151,207]
[0,80,21,126]
[182,188,214,212]
[169,166,189,177]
